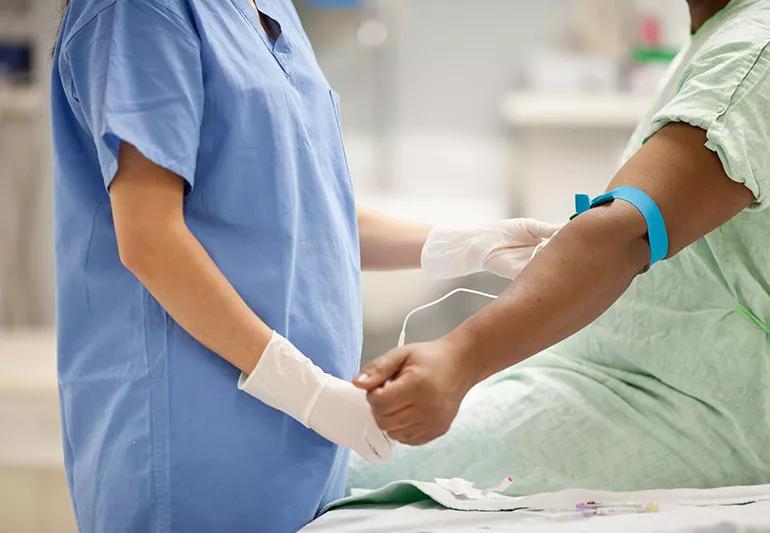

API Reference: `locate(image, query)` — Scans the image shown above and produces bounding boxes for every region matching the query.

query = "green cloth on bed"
[348,0,770,497]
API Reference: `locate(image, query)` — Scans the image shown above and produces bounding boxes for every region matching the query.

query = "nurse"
[50,0,558,531]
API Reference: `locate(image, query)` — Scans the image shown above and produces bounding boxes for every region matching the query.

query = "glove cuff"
[238,331,328,427]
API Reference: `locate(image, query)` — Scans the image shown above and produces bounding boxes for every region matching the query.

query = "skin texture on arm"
[110,143,273,374]
[355,123,754,445]
[358,208,432,270]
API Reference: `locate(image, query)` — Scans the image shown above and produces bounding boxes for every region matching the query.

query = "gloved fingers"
[482,247,531,280]
[522,219,564,240]
[363,424,394,463]
[352,420,385,464]
[355,440,381,464]
[485,245,531,261]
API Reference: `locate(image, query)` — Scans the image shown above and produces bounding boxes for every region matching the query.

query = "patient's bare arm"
[355,123,754,445]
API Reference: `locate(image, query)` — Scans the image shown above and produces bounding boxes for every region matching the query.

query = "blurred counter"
[0,329,59,468]
[502,92,650,129]
[0,329,76,533]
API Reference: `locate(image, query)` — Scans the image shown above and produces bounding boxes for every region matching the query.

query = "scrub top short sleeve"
[647,38,770,211]
[61,0,204,191]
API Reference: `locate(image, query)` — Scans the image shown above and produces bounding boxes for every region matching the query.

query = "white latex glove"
[238,332,392,464]
[421,218,563,280]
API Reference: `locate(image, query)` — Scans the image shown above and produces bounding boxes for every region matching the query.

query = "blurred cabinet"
[0,0,56,327]
[0,87,49,327]
[503,92,651,223]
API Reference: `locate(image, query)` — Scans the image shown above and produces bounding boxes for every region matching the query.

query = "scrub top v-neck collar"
[231,0,293,74]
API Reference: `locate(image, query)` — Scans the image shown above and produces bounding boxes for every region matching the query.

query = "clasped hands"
[238,218,558,463]
[354,218,560,447]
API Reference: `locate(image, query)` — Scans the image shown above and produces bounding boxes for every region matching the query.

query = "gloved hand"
[421,218,562,280]
[238,332,393,464]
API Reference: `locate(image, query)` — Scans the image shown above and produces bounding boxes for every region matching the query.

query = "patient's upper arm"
[606,123,753,258]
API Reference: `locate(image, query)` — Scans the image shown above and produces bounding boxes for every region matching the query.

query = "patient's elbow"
[576,202,651,274]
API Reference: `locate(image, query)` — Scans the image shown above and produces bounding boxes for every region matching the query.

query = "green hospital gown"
[349,0,770,494]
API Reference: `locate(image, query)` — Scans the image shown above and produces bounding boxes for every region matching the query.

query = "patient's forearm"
[449,201,649,383]
[358,208,431,270]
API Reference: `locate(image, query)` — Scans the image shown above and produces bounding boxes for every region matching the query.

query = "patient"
[350,0,770,495]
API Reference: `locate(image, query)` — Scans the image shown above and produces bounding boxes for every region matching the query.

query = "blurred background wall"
[0,0,688,530]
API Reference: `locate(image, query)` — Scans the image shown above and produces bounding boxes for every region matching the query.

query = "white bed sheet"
[303,483,770,533]
[303,499,770,532]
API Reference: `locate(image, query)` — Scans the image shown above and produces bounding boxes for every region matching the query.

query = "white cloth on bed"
[302,482,770,532]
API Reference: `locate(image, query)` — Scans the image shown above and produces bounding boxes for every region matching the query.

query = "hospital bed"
[303,481,770,532]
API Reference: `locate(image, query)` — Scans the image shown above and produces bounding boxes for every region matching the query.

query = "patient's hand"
[353,338,474,445]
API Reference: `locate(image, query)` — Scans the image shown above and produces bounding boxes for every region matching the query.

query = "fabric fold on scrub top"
[52,0,361,532]
[348,0,770,497]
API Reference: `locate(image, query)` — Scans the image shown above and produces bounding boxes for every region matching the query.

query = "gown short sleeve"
[646,38,770,211]
[60,0,204,191]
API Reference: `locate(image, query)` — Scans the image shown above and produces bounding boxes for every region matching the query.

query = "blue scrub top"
[51,1,362,531]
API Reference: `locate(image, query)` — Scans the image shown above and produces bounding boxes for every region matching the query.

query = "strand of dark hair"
[52,0,70,57]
